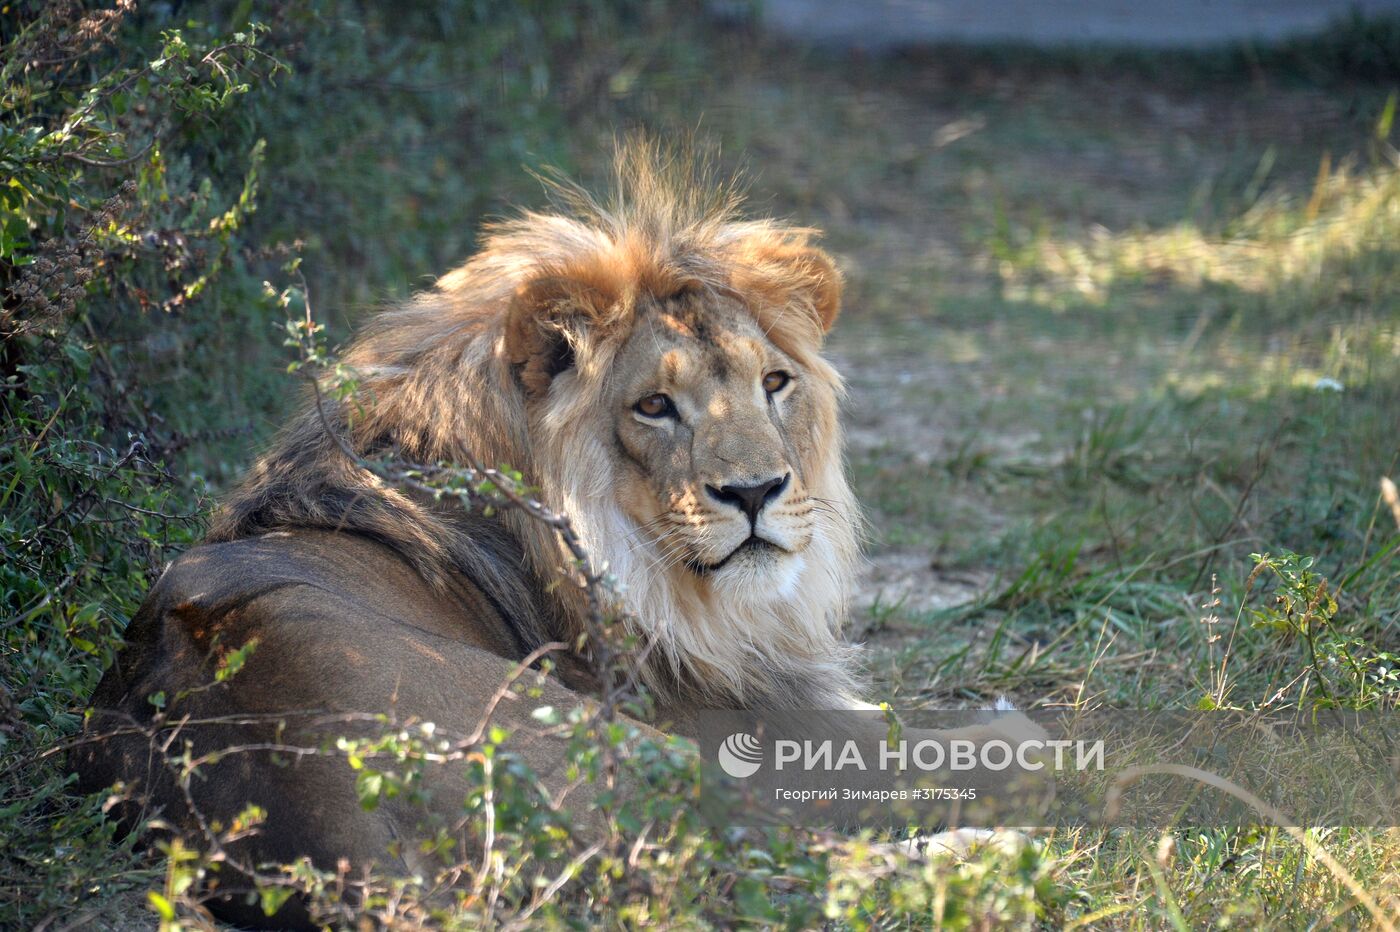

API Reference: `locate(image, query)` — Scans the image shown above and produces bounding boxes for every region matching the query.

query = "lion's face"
[605,291,832,600]
[494,197,860,702]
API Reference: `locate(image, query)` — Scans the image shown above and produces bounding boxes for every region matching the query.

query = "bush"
[0,2,288,921]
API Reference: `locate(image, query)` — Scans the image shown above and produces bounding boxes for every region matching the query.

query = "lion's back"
[72,530,529,810]
[88,530,524,711]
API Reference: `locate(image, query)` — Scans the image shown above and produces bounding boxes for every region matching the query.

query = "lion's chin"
[707,547,807,602]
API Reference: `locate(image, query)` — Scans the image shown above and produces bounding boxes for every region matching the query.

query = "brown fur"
[74,142,875,924]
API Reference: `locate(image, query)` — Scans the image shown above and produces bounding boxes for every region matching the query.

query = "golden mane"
[207,142,862,708]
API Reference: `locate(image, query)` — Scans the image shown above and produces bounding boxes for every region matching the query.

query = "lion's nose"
[706,473,790,525]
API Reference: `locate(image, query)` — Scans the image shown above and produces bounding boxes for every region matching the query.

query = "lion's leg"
[74,541,658,926]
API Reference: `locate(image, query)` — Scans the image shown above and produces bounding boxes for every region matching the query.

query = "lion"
[73,143,1042,927]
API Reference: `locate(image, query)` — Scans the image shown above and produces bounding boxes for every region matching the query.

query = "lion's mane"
[207,144,863,709]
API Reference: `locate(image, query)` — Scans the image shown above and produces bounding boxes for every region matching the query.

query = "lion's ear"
[504,275,606,398]
[734,240,843,334]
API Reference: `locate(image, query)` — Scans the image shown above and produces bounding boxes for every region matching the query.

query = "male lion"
[75,145,1038,926]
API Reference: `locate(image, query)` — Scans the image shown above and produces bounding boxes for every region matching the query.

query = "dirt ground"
[759,0,1400,49]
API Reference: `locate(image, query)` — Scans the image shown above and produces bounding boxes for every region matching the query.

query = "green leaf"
[258,884,294,916]
[63,341,92,374]
[355,770,384,811]
[146,891,175,920]
[733,877,776,921]
[215,638,259,682]
[1378,91,1397,141]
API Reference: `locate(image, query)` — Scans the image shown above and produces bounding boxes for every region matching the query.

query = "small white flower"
[1314,377,1344,392]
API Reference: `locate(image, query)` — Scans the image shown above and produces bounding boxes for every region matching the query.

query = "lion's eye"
[762,370,792,394]
[634,393,676,419]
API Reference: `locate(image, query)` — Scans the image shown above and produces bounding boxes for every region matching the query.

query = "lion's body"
[75,144,874,923]
[75,530,603,927]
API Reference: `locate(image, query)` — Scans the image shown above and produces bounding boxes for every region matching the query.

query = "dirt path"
[759,0,1400,50]
[836,345,998,630]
